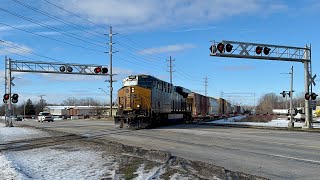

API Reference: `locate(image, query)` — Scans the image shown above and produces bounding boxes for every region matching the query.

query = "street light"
[98,88,109,96]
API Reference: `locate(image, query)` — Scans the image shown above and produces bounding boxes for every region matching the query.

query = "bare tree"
[61,97,100,106]
[61,97,78,106]
[256,93,283,114]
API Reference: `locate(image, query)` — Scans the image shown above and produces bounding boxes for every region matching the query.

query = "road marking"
[267,153,320,164]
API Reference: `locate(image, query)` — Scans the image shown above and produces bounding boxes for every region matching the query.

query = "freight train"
[114,74,243,129]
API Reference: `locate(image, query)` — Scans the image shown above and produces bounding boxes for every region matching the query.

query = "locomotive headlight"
[131,87,135,93]
[137,104,140,108]
[119,105,123,108]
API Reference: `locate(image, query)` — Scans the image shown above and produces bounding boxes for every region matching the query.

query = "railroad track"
[0,128,134,151]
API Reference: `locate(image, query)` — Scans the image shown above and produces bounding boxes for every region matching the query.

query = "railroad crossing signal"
[305,93,318,100]
[94,67,108,74]
[280,91,286,98]
[309,74,316,86]
[209,40,310,62]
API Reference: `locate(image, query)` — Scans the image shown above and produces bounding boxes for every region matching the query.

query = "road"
[12,119,320,179]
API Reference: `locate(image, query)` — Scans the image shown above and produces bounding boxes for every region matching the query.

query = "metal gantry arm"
[10,59,109,75]
[210,40,313,128]
[210,40,311,62]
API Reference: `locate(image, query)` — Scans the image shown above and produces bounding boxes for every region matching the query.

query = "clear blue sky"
[0,0,319,106]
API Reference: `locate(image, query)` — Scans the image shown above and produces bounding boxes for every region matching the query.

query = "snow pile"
[0,124,50,143]
[134,164,166,180]
[208,117,320,128]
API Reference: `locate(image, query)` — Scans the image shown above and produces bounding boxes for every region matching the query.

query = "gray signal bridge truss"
[210,40,310,62]
[209,40,314,129]
[3,57,111,127]
[10,59,109,75]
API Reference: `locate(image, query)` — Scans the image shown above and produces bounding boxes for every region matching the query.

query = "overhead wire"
[0,22,104,53]
[0,40,64,62]
[9,0,205,86]
[0,8,106,48]
[10,0,106,40]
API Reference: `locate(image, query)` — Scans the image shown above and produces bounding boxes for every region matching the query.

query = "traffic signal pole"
[4,57,13,127]
[304,48,312,128]
[289,66,294,128]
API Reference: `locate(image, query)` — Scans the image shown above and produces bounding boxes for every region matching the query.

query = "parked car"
[38,112,54,122]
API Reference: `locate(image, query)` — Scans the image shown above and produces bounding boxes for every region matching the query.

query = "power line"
[0,22,104,53]
[0,8,106,48]
[41,0,108,30]
[0,40,63,62]
[10,0,106,40]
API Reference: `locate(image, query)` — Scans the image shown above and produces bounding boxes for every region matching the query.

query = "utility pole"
[38,95,45,112]
[106,26,117,118]
[204,76,208,96]
[167,56,175,84]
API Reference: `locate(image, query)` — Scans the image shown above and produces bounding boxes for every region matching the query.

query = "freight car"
[115,74,240,129]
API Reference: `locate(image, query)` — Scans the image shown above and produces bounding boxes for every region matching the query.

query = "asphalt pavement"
[10,119,320,179]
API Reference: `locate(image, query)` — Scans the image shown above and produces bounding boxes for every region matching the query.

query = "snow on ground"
[2,147,118,180]
[0,153,25,180]
[207,116,320,128]
[0,124,195,180]
[0,123,50,143]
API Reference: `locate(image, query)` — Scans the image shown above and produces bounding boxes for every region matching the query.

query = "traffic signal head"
[225,44,233,52]
[94,67,101,73]
[102,67,108,74]
[305,93,310,100]
[217,43,224,53]
[67,66,73,72]
[3,94,10,100]
[311,93,318,100]
[263,47,271,55]
[256,46,262,55]
[12,93,18,103]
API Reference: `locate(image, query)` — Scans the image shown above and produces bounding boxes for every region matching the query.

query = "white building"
[44,106,118,117]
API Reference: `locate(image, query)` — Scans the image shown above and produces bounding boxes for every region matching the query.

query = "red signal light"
[3,94,9,100]
[217,43,224,53]
[94,67,101,73]
[305,93,310,100]
[256,46,262,55]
